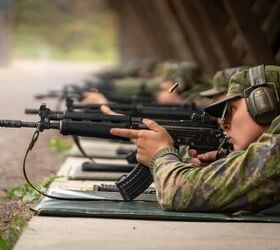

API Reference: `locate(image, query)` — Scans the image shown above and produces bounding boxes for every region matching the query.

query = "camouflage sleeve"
[150,117,280,212]
[178,145,192,162]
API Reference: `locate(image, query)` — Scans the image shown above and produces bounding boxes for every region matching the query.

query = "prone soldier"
[110,65,280,212]
[82,61,210,105]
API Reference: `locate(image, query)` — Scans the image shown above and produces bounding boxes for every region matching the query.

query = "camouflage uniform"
[159,61,202,93]
[98,60,157,80]
[180,66,249,160]
[113,77,159,95]
[149,65,280,212]
[156,61,213,107]
[186,65,249,107]
[112,61,202,96]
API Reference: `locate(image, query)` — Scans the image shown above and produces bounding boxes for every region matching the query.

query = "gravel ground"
[0,60,109,190]
[0,60,110,245]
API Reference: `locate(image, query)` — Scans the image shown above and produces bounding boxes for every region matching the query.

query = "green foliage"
[13,0,118,61]
[6,176,57,202]
[7,183,39,202]
[49,137,73,153]
[5,215,28,249]
[0,233,10,250]
[1,176,57,248]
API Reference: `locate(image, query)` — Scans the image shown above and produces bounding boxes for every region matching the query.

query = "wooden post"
[151,0,192,60]
[126,0,165,60]
[169,0,220,73]
[134,0,172,59]
[194,0,240,67]
[262,0,280,48]
[223,0,275,64]
[106,0,158,62]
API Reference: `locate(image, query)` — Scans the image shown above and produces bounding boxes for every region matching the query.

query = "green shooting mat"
[32,189,280,222]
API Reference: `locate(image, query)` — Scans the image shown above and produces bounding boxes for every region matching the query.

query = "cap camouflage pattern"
[204,65,280,117]
[158,61,201,91]
[200,66,249,98]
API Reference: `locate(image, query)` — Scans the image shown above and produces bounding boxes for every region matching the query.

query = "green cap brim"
[199,87,226,98]
[204,94,243,117]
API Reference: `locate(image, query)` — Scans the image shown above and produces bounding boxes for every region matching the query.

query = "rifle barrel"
[0,119,38,128]
[0,119,60,130]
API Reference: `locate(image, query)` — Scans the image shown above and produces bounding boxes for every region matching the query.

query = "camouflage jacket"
[150,115,280,212]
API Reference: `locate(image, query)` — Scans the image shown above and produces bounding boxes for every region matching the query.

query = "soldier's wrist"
[149,146,182,170]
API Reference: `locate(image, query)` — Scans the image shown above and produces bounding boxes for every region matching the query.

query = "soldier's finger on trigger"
[111,128,138,139]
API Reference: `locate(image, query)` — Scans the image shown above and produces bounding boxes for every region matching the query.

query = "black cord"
[72,135,96,163]
[22,128,154,202]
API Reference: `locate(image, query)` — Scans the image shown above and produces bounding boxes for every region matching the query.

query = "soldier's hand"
[110,119,174,166]
[100,105,124,116]
[187,149,226,167]
[82,91,108,104]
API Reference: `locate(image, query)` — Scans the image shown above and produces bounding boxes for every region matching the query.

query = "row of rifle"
[0,69,229,200]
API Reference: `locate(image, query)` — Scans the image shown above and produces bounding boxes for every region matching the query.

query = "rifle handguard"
[115,163,153,201]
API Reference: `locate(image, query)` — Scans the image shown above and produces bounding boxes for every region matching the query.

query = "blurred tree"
[0,0,13,65]
[13,0,118,61]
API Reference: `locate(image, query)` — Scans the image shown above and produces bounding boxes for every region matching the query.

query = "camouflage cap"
[200,66,249,98]
[204,65,280,117]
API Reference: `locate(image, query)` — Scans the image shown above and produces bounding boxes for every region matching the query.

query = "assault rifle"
[35,80,155,104]
[66,98,199,119]
[26,98,200,121]
[0,104,227,200]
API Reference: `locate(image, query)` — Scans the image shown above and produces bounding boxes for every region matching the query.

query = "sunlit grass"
[7,176,58,202]
[1,174,60,249]
[1,176,58,248]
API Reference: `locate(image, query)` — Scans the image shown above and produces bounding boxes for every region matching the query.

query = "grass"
[0,233,10,250]
[6,176,58,202]
[49,137,73,154]
[1,176,58,248]
[5,215,28,250]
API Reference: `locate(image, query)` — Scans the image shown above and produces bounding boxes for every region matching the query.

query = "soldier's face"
[221,98,268,150]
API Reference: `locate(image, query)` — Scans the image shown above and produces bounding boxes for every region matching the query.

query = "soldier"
[155,61,210,104]
[82,60,159,104]
[110,65,280,212]
[188,66,249,161]
[82,61,207,105]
